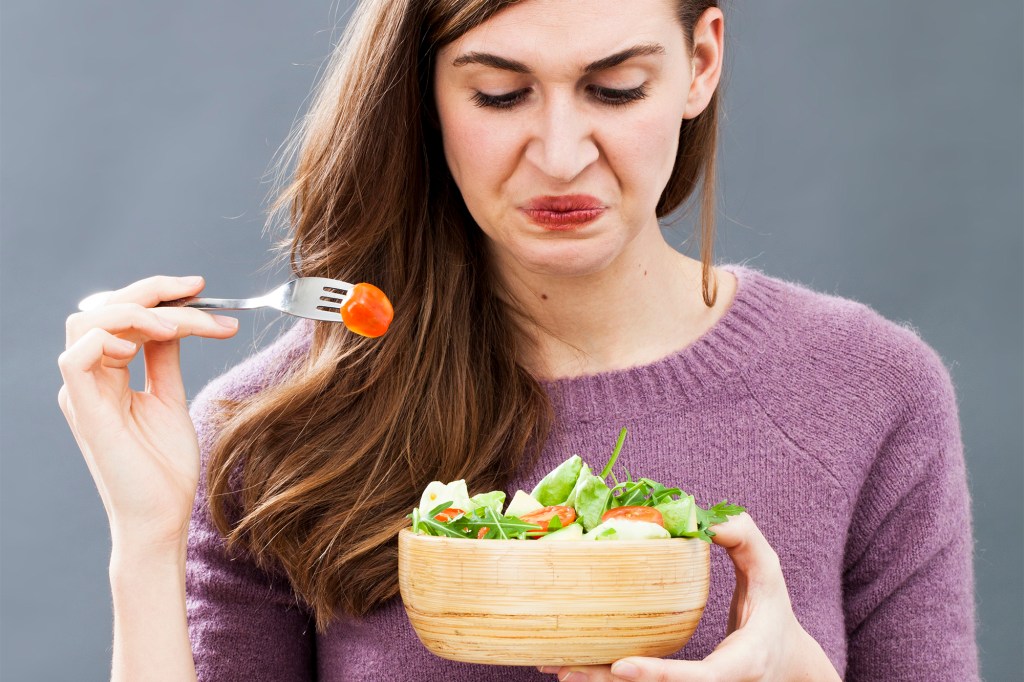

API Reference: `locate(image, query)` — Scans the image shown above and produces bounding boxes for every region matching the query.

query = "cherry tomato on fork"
[340,283,393,337]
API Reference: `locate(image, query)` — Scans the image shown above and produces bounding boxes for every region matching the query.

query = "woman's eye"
[588,84,649,106]
[470,84,649,110]
[471,89,530,109]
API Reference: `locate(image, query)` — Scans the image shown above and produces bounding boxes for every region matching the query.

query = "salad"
[407,428,744,542]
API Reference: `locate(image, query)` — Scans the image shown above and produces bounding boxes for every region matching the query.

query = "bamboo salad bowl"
[397,528,711,666]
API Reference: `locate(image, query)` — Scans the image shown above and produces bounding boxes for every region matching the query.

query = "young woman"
[57,0,978,680]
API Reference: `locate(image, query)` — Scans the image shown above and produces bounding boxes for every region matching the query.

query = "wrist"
[110,523,188,562]
[109,535,188,585]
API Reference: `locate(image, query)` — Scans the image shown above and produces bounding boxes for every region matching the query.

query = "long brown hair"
[205,0,723,632]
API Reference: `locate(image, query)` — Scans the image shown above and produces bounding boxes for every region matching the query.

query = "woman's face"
[433,0,705,280]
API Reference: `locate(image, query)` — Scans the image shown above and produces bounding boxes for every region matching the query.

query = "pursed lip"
[522,194,605,211]
[519,194,607,229]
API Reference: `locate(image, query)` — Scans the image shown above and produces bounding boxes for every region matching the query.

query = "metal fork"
[76,277,354,322]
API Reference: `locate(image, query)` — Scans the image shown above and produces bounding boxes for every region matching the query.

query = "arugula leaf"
[427,500,454,518]
[615,480,652,507]
[599,427,628,479]
[408,500,478,538]
[416,514,473,538]
[434,506,542,540]
[690,500,746,542]
[607,477,680,508]
[705,500,745,525]
[547,514,563,532]
[640,478,682,505]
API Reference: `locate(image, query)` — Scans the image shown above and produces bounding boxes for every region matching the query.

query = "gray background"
[2,1,1021,679]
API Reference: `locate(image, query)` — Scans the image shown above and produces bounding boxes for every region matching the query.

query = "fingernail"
[182,275,203,286]
[610,661,640,680]
[213,314,238,328]
[158,318,179,331]
[560,673,587,682]
[114,338,137,352]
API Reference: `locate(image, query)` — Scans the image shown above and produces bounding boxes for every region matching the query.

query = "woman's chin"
[509,242,619,280]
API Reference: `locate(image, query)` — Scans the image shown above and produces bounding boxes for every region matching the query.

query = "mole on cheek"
[541,293,548,300]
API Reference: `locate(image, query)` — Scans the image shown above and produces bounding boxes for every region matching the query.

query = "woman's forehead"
[437,0,685,73]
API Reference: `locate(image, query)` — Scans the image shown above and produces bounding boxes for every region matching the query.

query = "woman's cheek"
[603,111,676,200]
[445,115,519,195]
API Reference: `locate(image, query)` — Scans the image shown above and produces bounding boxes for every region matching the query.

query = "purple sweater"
[186,265,978,681]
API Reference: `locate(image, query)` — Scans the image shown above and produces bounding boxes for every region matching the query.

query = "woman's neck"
[493,226,738,380]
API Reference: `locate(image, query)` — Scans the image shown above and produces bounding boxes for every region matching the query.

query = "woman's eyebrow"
[451,42,666,75]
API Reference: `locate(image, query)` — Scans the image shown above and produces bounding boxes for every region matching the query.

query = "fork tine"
[309,277,353,307]
[277,276,357,322]
[301,276,354,293]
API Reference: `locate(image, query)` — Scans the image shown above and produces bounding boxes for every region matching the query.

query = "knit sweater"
[185,265,979,681]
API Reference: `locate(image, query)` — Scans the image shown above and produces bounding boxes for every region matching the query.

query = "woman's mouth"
[520,194,607,231]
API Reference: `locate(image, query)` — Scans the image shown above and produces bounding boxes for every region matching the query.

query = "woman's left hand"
[539,513,841,682]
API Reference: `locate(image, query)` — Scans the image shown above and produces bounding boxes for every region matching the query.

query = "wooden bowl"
[397,528,710,666]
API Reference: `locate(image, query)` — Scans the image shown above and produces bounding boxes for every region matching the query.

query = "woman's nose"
[523,93,599,183]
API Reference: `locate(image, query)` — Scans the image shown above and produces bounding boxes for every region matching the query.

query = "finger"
[540,666,616,682]
[610,656,697,681]
[708,512,784,589]
[143,338,186,404]
[103,274,206,308]
[139,309,239,405]
[58,327,139,416]
[59,327,138,375]
[67,303,178,349]
[66,303,238,349]
[57,383,70,416]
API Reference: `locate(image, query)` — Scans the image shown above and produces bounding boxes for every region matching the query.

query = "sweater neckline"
[538,264,784,419]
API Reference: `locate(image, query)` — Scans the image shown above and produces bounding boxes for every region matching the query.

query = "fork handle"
[157,296,260,310]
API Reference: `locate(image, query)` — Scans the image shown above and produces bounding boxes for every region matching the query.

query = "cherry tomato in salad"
[433,507,464,523]
[601,506,665,527]
[477,527,489,539]
[518,505,576,533]
[340,283,393,338]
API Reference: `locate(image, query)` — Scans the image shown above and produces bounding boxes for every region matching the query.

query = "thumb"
[709,512,785,590]
[610,656,703,681]
[610,636,771,681]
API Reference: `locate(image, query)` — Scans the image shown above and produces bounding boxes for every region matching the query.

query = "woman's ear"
[683,7,725,120]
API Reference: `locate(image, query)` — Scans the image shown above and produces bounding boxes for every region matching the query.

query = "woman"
[57,0,979,680]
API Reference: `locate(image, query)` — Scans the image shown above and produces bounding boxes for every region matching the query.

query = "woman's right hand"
[58,275,240,559]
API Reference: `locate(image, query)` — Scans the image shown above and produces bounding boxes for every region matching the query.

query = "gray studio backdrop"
[2,1,1021,679]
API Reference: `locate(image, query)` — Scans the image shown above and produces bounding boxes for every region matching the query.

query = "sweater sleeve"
[842,340,979,681]
[185,321,317,681]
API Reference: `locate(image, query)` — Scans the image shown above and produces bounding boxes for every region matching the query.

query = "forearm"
[109,542,197,682]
